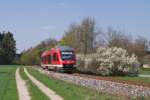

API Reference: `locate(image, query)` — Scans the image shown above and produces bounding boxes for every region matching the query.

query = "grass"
[109,68,150,84]
[115,76,150,84]
[0,65,148,100]
[27,67,127,100]
[0,65,19,100]
[139,68,150,75]
[0,71,10,99]
[19,67,49,100]
[140,70,150,75]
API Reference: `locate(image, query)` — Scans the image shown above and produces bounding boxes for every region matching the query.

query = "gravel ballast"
[38,68,150,98]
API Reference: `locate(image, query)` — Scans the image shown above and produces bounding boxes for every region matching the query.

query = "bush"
[76,47,140,76]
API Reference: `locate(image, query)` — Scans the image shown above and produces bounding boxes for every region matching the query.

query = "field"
[0,65,18,100]
[0,65,150,100]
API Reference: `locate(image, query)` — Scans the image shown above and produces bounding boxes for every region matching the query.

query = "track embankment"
[37,68,150,98]
[16,68,31,100]
[24,68,63,100]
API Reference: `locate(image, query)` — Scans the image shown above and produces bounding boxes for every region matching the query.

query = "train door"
[52,52,59,65]
[48,54,51,64]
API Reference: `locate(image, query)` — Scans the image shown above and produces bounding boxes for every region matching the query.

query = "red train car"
[41,46,76,72]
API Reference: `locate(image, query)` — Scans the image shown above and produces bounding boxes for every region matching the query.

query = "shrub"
[76,54,86,72]
[76,47,140,76]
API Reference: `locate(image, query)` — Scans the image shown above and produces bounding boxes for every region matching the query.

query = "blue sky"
[0,0,150,53]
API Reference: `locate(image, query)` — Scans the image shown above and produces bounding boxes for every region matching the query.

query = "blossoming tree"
[77,47,139,76]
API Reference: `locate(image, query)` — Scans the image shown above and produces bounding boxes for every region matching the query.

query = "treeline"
[0,31,16,64]
[20,17,150,65]
[21,38,57,65]
[60,17,149,65]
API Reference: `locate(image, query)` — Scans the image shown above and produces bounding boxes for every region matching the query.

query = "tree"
[20,38,58,65]
[77,47,139,76]
[59,17,98,55]
[103,27,149,64]
[80,17,97,54]
[21,49,35,65]
[59,24,81,51]
[104,27,132,49]
[0,33,4,64]
[44,38,58,50]
[133,37,148,64]
[1,31,16,64]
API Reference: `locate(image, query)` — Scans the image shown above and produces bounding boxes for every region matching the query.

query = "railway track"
[70,73,150,88]
[35,66,150,88]
[36,67,150,98]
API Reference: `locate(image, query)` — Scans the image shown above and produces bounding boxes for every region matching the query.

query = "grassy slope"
[27,67,126,100]
[0,65,18,100]
[19,67,49,100]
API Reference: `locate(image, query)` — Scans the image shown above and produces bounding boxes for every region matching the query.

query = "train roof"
[54,46,74,51]
[41,46,74,57]
[41,50,51,57]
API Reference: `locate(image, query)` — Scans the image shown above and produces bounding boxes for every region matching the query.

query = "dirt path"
[16,68,31,100]
[24,68,63,100]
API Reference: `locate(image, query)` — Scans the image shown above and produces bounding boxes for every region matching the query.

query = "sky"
[0,0,150,53]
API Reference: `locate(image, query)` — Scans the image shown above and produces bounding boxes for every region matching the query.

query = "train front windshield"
[61,51,74,60]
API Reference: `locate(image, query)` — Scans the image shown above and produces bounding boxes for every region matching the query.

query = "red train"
[41,46,76,72]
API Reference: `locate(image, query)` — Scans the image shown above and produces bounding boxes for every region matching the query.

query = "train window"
[44,57,46,62]
[46,56,48,63]
[61,51,74,60]
[48,55,51,64]
[53,53,58,61]
[42,57,44,62]
[43,57,45,62]
[41,57,43,62]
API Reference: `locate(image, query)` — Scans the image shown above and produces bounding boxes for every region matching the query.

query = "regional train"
[41,46,76,72]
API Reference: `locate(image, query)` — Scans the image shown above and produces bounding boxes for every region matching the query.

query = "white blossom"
[77,47,139,76]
